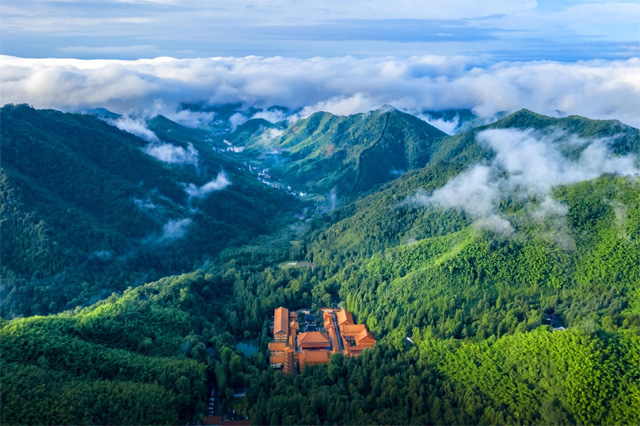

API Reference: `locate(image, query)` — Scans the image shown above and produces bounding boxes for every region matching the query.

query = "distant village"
[268,307,376,374]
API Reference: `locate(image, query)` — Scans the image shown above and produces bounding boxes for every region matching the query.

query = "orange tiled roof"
[336,309,354,326]
[268,342,287,351]
[270,355,285,363]
[341,324,366,336]
[355,328,376,346]
[274,307,289,335]
[297,331,330,346]
[300,350,330,364]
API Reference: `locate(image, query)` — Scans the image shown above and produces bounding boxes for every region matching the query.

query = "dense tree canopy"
[1,106,639,424]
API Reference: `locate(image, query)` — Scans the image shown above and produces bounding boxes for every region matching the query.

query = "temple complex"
[268,306,376,374]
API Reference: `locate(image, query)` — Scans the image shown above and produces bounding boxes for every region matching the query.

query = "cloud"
[418,114,460,135]
[165,109,214,128]
[406,127,639,234]
[1,55,639,128]
[184,171,231,198]
[150,99,214,127]
[229,112,248,131]
[89,249,113,261]
[258,127,285,145]
[143,142,199,166]
[407,165,498,216]
[473,214,514,237]
[477,128,639,193]
[133,197,157,211]
[160,217,192,241]
[109,116,159,142]
[531,196,568,221]
[2,1,637,61]
[251,109,288,123]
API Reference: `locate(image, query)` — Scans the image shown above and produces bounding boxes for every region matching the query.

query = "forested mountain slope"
[1,271,235,425]
[236,111,640,423]
[229,107,448,200]
[0,104,299,317]
[1,106,639,425]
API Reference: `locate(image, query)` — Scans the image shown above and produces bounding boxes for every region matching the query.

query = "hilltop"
[226,106,448,200]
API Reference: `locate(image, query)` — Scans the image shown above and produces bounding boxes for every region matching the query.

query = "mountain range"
[1,103,639,425]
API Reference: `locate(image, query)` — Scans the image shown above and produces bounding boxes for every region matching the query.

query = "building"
[323,311,341,354]
[268,342,287,368]
[273,307,289,342]
[355,328,376,347]
[283,347,296,376]
[299,350,330,371]
[289,313,299,348]
[341,324,366,336]
[336,310,376,358]
[336,309,354,327]
[269,307,376,374]
[296,331,331,351]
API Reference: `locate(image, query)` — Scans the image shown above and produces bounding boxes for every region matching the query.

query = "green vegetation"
[1,273,213,425]
[1,105,639,424]
[233,107,448,200]
[1,104,299,317]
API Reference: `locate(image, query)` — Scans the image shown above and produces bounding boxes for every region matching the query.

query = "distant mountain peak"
[377,104,398,114]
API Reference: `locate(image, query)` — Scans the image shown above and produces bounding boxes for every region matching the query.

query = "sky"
[1,0,639,60]
[1,0,639,127]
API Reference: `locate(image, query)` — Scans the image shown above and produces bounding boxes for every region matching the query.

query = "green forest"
[1,105,639,425]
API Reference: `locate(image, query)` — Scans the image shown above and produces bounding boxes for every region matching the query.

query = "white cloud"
[418,114,460,135]
[531,196,568,221]
[133,197,157,210]
[406,127,639,234]
[251,109,288,123]
[161,217,192,240]
[109,116,159,142]
[477,128,640,193]
[143,142,199,166]
[164,109,214,128]
[184,171,231,198]
[2,55,639,128]
[258,127,285,145]
[150,99,214,128]
[408,165,498,216]
[473,214,514,237]
[229,112,248,131]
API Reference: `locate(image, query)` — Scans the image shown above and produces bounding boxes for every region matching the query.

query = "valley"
[1,104,639,425]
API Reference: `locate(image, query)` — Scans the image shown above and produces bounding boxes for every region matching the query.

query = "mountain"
[1,105,639,425]
[240,109,640,423]
[0,104,299,317]
[303,108,640,262]
[230,106,448,200]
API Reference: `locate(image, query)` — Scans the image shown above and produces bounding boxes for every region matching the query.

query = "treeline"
[0,271,242,425]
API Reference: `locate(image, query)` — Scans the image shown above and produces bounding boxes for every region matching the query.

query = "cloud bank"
[407,128,640,234]
[1,55,639,128]
[109,116,159,142]
[184,171,231,198]
[161,218,192,241]
[143,142,199,167]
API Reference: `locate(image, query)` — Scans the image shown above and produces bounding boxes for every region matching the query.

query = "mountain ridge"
[1,103,639,425]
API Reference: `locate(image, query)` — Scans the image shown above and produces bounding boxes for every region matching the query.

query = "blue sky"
[1,0,639,60]
[1,1,639,128]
